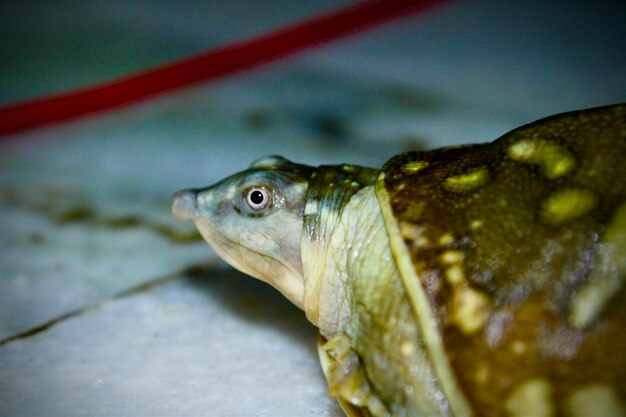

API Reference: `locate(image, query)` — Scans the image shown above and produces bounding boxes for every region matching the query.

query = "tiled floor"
[1,1,625,416]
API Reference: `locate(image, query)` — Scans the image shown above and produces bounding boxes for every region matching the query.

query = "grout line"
[0,261,218,347]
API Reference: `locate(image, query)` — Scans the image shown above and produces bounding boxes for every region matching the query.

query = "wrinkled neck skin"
[301,175,385,337]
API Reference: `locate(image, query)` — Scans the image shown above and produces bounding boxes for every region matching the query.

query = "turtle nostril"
[172,189,198,220]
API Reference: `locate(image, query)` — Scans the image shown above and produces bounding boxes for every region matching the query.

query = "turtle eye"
[244,187,271,210]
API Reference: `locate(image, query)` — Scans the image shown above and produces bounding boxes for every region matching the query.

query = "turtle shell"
[376,104,626,416]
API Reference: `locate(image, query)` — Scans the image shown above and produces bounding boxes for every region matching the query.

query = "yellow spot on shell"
[508,139,575,179]
[566,384,625,417]
[569,203,626,328]
[505,378,554,417]
[569,272,622,328]
[441,250,464,265]
[441,249,466,286]
[508,140,535,159]
[402,160,429,174]
[443,166,488,193]
[511,340,527,355]
[446,265,466,286]
[451,286,489,335]
[542,189,595,224]
[470,219,483,230]
[439,233,455,246]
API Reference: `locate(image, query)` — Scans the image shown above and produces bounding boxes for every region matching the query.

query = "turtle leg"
[317,333,389,417]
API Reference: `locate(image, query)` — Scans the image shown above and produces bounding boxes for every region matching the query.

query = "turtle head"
[172,156,314,308]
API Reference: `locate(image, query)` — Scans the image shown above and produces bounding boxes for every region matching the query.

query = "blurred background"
[1,1,625,416]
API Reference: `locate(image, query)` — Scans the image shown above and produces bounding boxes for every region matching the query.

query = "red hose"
[0,0,443,136]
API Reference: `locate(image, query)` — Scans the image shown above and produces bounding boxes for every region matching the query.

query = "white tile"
[0,268,343,417]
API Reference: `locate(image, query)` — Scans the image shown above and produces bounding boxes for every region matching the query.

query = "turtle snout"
[172,189,198,220]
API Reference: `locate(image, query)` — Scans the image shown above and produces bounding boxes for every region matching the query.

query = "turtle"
[172,104,626,417]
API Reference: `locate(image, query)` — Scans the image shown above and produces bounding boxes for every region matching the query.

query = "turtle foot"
[318,333,389,417]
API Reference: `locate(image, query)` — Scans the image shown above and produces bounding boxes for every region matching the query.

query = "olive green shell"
[378,104,626,416]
